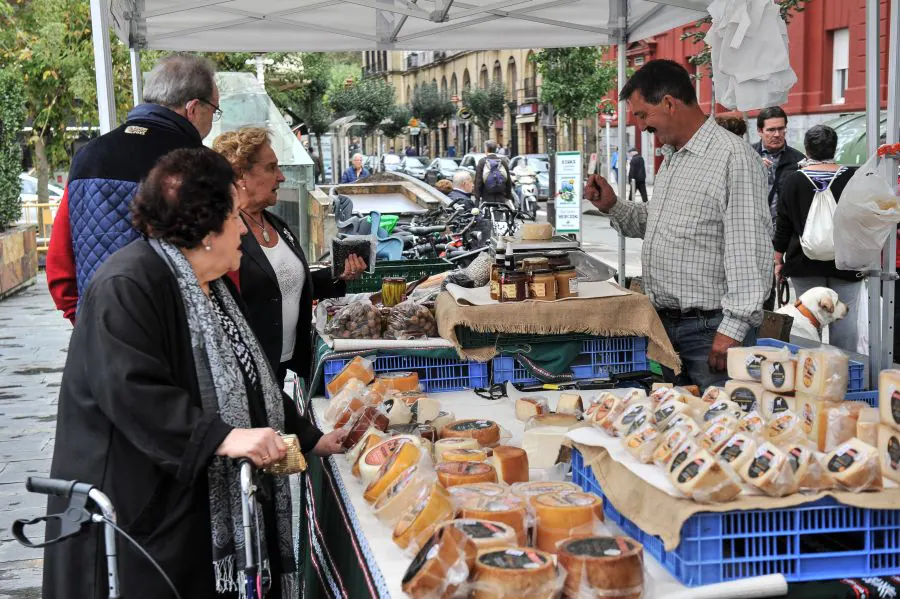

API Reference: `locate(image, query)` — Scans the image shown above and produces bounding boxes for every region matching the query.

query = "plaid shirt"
[609,118,773,341]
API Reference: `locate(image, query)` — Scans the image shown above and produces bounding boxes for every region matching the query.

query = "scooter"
[512,166,539,221]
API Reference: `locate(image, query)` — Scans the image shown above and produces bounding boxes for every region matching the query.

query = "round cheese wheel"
[436,519,518,553]
[437,461,498,488]
[558,536,644,599]
[374,464,433,525]
[510,481,581,502]
[739,442,794,496]
[349,430,388,478]
[449,482,510,506]
[364,442,422,503]
[441,419,501,447]
[342,405,390,449]
[434,438,481,462]
[472,548,557,599]
[370,371,420,397]
[359,437,414,486]
[325,379,368,423]
[490,446,529,485]
[716,433,758,474]
[393,483,454,550]
[443,448,489,463]
[457,494,529,545]
[672,449,741,503]
[533,492,603,554]
[402,517,476,599]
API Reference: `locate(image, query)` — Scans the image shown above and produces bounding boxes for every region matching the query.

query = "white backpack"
[799,170,839,261]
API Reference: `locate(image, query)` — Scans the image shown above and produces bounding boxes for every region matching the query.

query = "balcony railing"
[522,77,538,102]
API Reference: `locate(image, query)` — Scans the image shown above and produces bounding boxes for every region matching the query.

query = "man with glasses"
[47,54,220,324]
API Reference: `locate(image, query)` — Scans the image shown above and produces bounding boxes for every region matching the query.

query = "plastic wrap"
[739,442,796,497]
[671,449,742,503]
[332,235,375,277]
[737,410,767,436]
[795,347,850,401]
[469,547,560,599]
[384,300,438,340]
[653,399,690,428]
[326,378,370,424]
[716,432,760,473]
[363,441,426,503]
[325,356,375,397]
[624,424,663,464]
[532,491,604,554]
[612,403,653,438]
[653,425,698,469]
[782,441,833,493]
[700,386,728,406]
[700,418,739,453]
[702,399,744,423]
[824,438,883,492]
[436,519,518,554]
[393,483,455,550]
[441,419,502,447]
[557,536,645,599]
[325,301,383,339]
[660,413,702,436]
[401,524,476,599]
[587,395,625,435]
[374,464,437,526]
[766,410,804,445]
[340,404,390,450]
[557,393,584,416]
[822,404,859,453]
[620,388,649,405]
[456,494,530,546]
[515,396,550,422]
[857,407,880,447]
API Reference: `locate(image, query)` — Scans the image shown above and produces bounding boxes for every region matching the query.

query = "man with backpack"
[474,140,513,205]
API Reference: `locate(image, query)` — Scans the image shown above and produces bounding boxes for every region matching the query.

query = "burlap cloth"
[435,290,681,371]
[571,442,900,551]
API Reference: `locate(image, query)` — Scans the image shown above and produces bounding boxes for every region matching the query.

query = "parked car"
[363,155,378,173]
[381,154,402,172]
[424,157,462,186]
[510,154,550,200]
[397,156,427,180]
[459,153,486,175]
[18,172,63,233]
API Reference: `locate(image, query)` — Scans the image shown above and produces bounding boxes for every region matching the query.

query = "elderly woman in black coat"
[42,147,346,599]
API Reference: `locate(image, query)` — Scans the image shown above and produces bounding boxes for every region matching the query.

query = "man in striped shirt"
[585,60,773,389]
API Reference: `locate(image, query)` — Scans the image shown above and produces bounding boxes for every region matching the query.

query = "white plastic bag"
[799,172,837,260]
[833,154,900,271]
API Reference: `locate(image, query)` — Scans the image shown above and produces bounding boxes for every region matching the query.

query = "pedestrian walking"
[610,148,619,183]
[474,140,513,205]
[627,147,648,203]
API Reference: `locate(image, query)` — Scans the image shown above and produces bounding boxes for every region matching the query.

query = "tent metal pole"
[867,0,882,383]
[130,48,143,107]
[617,34,628,287]
[89,0,117,133]
[882,0,900,369]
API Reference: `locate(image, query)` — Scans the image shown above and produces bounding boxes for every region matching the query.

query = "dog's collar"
[794,300,822,331]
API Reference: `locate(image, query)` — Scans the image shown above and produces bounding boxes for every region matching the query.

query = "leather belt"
[657,308,723,320]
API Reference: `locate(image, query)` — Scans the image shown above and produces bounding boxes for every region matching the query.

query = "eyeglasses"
[197,98,223,122]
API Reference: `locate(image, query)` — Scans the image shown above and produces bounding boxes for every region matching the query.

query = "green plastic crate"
[649,359,663,376]
[346,258,454,293]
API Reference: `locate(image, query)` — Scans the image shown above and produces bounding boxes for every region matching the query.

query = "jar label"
[569,278,580,294]
[490,280,500,296]
[529,282,546,298]
[501,284,518,300]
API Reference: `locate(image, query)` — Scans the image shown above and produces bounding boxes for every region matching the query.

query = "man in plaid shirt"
[585,60,773,389]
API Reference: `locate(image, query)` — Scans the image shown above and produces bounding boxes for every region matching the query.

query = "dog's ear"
[819,295,835,314]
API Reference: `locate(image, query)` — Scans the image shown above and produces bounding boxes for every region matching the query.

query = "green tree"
[530,47,617,149]
[462,81,506,142]
[0,68,26,230]
[0,0,133,200]
[381,104,412,140]
[410,82,454,156]
[328,77,396,135]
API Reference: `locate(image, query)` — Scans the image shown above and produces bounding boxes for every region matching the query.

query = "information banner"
[554,151,583,235]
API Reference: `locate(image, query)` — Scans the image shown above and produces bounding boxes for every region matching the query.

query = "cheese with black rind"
[436,519,518,553]
[472,547,557,599]
[795,347,849,401]
[402,523,476,599]
[441,419,501,447]
[739,442,794,496]
[761,392,796,420]
[558,536,644,599]
[326,355,375,396]
[671,449,741,502]
[724,380,764,413]
[436,461,498,488]
[393,483,454,550]
[716,433,758,473]
[880,369,900,430]
[825,438,883,491]
[726,346,791,381]
[877,423,900,484]
[533,491,603,553]
[762,359,797,393]
[490,445,529,484]
[457,494,529,545]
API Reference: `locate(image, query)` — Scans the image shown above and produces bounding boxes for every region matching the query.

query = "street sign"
[554,151,582,236]
[457,107,472,122]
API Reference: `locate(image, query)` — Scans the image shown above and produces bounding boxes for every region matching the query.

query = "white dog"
[775,287,850,342]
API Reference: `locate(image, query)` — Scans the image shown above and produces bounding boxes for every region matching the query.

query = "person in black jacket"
[774,125,864,353]
[627,147,648,202]
[214,128,365,386]
[42,148,347,599]
[474,140,513,205]
[753,106,806,226]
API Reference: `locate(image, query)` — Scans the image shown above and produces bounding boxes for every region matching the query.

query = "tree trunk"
[34,135,50,202]
[315,134,325,184]
[570,118,577,152]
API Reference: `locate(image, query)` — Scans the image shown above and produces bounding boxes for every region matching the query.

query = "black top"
[753,141,806,213]
[474,154,513,202]
[628,154,646,182]
[774,166,864,281]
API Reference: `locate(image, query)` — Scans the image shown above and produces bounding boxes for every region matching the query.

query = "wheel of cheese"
[825,438,882,491]
[342,405,390,449]
[326,355,375,397]
[437,461,498,488]
[532,491,603,554]
[434,438,481,462]
[796,348,849,401]
[441,419,501,447]
[436,519,518,553]
[515,397,549,421]
[724,380,764,413]
[558,536,644,599]
[490,446,529,484]
[448,482,510,506]
[624,424,662,464]
[726,346,791,381]
[393,483,455,550]
[370,371,420,397]
[762,359,797,393]
[737,410,766,435]
[325,379,368,423]
[672,449,741,503]
[510,481,581,502]
[715,433,758,474]
[374,464,433,525]
[443,448,489,463]
[472,548,557,599]
[739,442,794,496]
[359,437,416,486]
[879,369,900,429]
[457,494,529,545]
[349,430,387,478]
[402,523,476,599]
[557,393,584,416]
[766,410,803,445]
[761,392,796,420]
[384,397,413,426]
[364,442,423,502]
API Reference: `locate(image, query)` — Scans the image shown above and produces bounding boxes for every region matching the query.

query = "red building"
[604,0,893,167]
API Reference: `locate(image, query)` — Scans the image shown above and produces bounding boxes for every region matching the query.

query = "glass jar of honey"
[528,269,557,301]
[500,271,528,302]
[554,266,579,299]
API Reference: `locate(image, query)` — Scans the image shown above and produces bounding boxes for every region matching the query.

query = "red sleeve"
[226,269,240,292]
[46,188,78,325]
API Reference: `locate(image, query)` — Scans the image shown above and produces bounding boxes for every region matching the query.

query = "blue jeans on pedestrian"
[660,312,758,391]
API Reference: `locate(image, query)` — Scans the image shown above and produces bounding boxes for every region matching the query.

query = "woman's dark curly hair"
[131,147,236,249]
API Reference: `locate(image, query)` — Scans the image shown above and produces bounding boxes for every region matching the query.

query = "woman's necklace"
[241,209,270,243]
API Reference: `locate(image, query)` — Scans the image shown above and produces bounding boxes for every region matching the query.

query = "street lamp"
[246,55,275,85]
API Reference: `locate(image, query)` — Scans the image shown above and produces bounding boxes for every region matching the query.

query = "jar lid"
[554,266,577,273]
[545,250,568,258]
[383,277,406,283]
[530,269,554,275]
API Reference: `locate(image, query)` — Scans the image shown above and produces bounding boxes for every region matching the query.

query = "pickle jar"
[500,271,528,303]
[528,269,557,301]
[381,277,407,307]
[554,266,579,299]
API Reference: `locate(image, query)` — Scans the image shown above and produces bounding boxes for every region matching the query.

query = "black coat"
[235,210,345,382]
[42,240,317,599]
[628,154,646,182]
[753,141,806,215]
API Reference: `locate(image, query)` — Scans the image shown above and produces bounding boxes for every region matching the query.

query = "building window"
[832,28,849,104]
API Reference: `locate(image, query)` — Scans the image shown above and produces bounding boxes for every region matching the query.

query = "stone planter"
[0,225,38,299]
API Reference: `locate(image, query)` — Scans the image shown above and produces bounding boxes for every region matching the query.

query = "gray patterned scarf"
[149,239,296,599]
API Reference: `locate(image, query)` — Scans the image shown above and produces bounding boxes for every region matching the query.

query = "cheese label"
[720,437,748,463]
[745,354,766,380]
[669,442,697,473]
[620,404,647,426]
[480,549,548,570]
[440,462,493,475]
[770,412,797,434]
[375,466,417,508]
[739,412,765,434]
[455,520,508,540]
[511,482,579,498]
[770,395,790,415]
[450,483,507,499]
[501,284,518,299]
[450,419,494,432]
[654,404,677,423]
[569,279,580,294]
[787,446,806,472]
[889,436,900,471]
[703,424,732,449]
[747,448,776,479]
[801,402,815,435]
[403,531,440,582]
[538,492,597,508]
[466,496,524,512]
[702,387,724,404]
[663,414,692,433]
[564,536,637,557]
[676,456,707,483]
[650,388,670,403]
[529,282,547,298]
[802,357,816,388]
[365,439,406,465]
[730,387,758,412]
[627,426,658,449]
[892,390,900,424]
[827,445,860,473]
[768,362,787,388]
[625,413,650,436]
[704,401,731,422]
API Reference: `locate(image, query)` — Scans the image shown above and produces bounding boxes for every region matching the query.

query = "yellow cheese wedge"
[326,355,375,397]
[442,448,489,463]
[393,483,454,550]
[374,464,434,526]
[795,348,849,401]
[434,437,480,462]
[490,446,529,484]
[364,442,422,503]
[672,449,741,502]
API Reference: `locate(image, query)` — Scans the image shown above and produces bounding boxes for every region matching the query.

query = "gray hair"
[143,54,217,109]
[351,153,364,162]
[452,170,473,187]
[485,140,497,153]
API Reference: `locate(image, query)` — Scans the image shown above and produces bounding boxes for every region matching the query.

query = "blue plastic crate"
[756,338,866,392]
[572,449,900,586]
[492,336,649,384]
[323,354,489,398]
[845,390,879,407]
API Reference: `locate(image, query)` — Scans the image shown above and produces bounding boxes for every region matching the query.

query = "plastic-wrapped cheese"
[761,392,796,420]
[667,437,703,476]
[436,461,498,488]
[515,397,548,421]
[412,397,441,424]
[472,547,557,599]
[490,446,529,484]
[325,379,369,423]
[737,411,766,435]
[326,355,375,396]
[727,346,791,381]
[702,399,743,423]
[510,481,582,502]
[661,414,702,436]
[624,424,662,464]
[621,388,648,404]
[857,407,880,448]
[879,369,900,430]
[522,424,569,470]
[825,438,883,491]
[347,427,385,468]
[385,397,413,425]
[457,494,529,545]
[442,448,489,463]
[795,347,849,401]
[558,536,644,599]
[393,483,455,550]
[374,464,435,525]
[653,425,697,468]
[671,449,741,503]
[653,399,689,428]
[740,442,795,496]
[557,393,584,416]
[877,424,900,484]
[351,431,389,478]
[434,438,480,462]
[716,433,758,473]
[762,359,797,393]
[700,419,738,453]
[649,386,673,405]
[342,405,390,449]
[401,523,475,599]
[532,491,604,554]
[700,386,728,406]
[783,441,833,492]
[613,403,653,437]
[587,395,625,434]
[766,410,804,444]
[371,371,421,398]
[364,441,423,502]
[441,419,501,447]
[724,380,764,413]
[436,519,518,553]
[426,411,456,435]
[448,483,510,506]
[359,437,415,486]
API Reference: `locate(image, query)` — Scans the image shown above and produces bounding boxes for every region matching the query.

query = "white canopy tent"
[92,0,900,383]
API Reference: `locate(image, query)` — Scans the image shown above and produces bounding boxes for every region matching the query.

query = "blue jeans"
[660,312,758,391]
